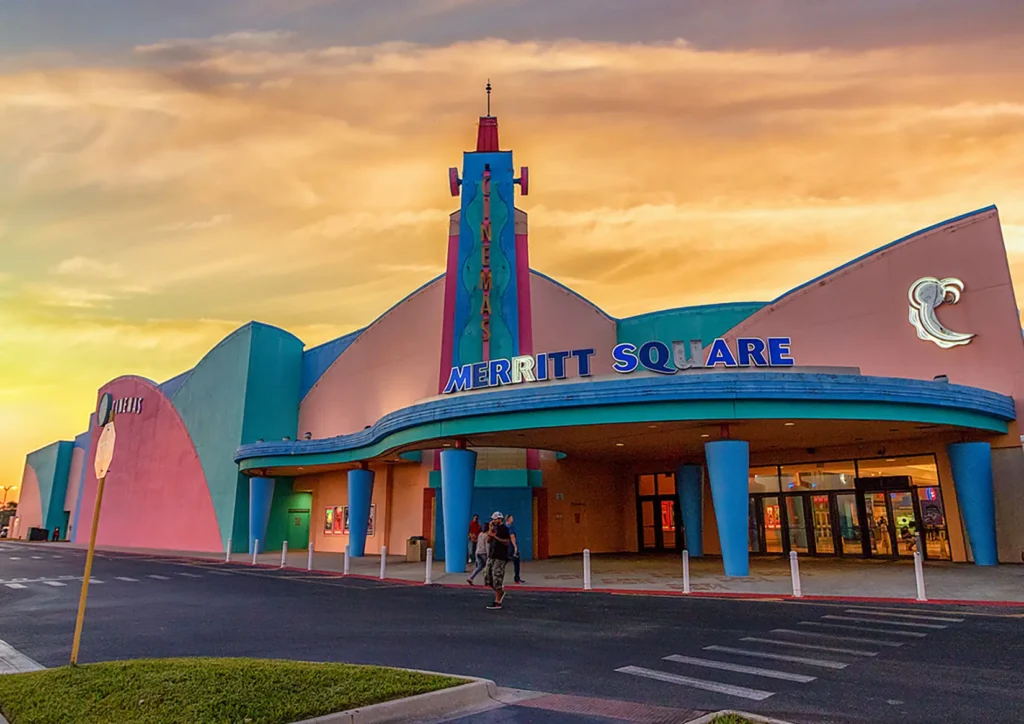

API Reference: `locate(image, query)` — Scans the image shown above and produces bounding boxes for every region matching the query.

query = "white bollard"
[225,538,232,564]
[252,539,259,566]
[379,546,387,580]
[425,548,434,585]
[583,548,592,591]
[343,547,350,576]
[307,541,314,571]
[789,550,803,598]
[682,549,691,594]
[280,540,288,568]
[914,550,927,601]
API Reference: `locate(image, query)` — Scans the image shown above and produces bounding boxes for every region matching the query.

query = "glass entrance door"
[810,495,835,555]
[835,493,862,555]
[890,491,918,557]
[864,492,894,556]
[638,498,679,551]
[785,496,810,554]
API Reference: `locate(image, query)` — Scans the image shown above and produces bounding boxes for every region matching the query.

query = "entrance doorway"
[636,473,681,552]
[286,508,311,550]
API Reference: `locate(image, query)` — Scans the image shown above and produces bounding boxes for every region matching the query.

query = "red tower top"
[476,116,500,152]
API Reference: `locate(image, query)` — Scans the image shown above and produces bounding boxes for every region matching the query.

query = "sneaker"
[466,578,474,586]
[514,579,525,584]
[486,602,502,610]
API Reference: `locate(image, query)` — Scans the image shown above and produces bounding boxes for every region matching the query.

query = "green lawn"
[0,658,465,724]
[711,715,757,724]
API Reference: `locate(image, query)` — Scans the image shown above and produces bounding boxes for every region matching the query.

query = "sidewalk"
[51,542,1024,604]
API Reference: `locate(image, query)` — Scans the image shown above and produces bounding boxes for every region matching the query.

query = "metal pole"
[914,550,927,601]
[379,546,387,580]
[425,547,433,585]
[682,549,691,594]
[343,547,350,575]
[307,541,314,571]
[789,550,803,598]
[252,540,259,565]
[583,548,592,591]
[225,538,232,564]
[70,474,107,666]
[280,540,288,568]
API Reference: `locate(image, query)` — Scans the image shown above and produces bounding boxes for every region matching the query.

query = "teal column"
[676,464,703,557]
[347,467,375,557]
[704,440,750,577]
[440,448,476,574]
[947,442,998,566]
[249,477,275,554]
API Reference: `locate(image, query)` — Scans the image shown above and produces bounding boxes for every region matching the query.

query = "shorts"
[484,558,507,592]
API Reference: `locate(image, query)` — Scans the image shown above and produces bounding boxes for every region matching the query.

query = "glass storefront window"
[748,498,761,553]
[917,486,951,560]
[855,456,939,486]
[749,466,780,493]
[780,461,856,491]
[638,474,656,496]
[763,496,784,552]
[657,473,676,496]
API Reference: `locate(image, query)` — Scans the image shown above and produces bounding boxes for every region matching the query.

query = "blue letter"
[442,365,472,393]
[549,350,571,379]
[471,361,489,388]
[612,343,639,374]
[705,338,738,367]
[489,358,512,385]
[572,348,595,377]
[536,353,549,381]
[737,338,769,367]
[639,341,675,374]
[767,337,795,366]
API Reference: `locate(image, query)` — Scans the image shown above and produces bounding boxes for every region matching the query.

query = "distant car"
[0,526,8,539]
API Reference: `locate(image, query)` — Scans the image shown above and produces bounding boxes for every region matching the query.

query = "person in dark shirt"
[483,511,511,610]
[506,514,525,584]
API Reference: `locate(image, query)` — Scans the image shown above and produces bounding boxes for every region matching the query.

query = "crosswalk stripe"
[8,557,20,561]
[663,654,816,682]
[43,581,65,587]
[114,577,139,582]
[147,575,171,580]
[30,556,43,560]
[822,615,946,630]
[741,637,878,657]
[771,628,904,647]
[844,609,964,623]
[799,621,926,638]
[89,579,103,584]
[205,570,232,576]
[616,665,774,701]
[4,584,26,589]
[704,645,848,670]
[175,572,202,578]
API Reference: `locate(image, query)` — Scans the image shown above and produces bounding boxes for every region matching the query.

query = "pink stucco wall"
[530,272,618,376]
[300,279,445,438]
[76,376,223,551]
[15,464,41,538]
[726,208,1024,427]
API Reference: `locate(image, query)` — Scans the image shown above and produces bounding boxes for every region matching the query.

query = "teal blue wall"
[26,440,74,532]
[616,302,766,347]
[430,469,540,488]
[171,322,304,553]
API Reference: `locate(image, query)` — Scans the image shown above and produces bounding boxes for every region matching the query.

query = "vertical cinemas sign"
[479,168,493,345]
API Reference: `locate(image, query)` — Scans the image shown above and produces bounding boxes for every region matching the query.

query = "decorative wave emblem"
[908,277,975,349]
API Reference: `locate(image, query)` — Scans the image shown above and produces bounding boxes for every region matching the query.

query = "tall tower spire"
[486,79,492,117]
[477,80,499,152]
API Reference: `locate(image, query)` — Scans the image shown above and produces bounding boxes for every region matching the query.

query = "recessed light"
[886,458,896,462]
[784,422,795,427]
[442,443,451,447]
[700,434,710,438]
[615,442,625,447]
[648,425,658,429]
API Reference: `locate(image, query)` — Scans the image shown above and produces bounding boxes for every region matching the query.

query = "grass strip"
[0,657,464,724]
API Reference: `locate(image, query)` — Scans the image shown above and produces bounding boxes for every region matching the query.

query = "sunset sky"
[4,0,1024,495]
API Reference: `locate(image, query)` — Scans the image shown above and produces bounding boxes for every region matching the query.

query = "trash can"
[28,527,49,541]
[407,536,428,562]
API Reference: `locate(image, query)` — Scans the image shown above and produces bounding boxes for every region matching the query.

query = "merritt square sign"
[442,337,795,394]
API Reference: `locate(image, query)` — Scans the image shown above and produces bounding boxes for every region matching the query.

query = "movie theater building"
[17,111,1024,577]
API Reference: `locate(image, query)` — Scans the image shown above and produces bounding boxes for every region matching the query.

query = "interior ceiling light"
[700,434,710,438]
[784,422,795,426]
[648,424,658,429]
[615,442,625,447]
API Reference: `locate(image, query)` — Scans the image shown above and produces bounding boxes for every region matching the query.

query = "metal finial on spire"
[486,79,492,116]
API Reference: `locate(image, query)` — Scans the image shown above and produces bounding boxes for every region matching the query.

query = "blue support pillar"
[347,467,375,557]
[704,440,750,577]
[947,442,998,566]
[440,448,476,574]
[248,477,275,554]
[676,464,704,557]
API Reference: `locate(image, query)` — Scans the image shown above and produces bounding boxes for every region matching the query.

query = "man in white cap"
[483,511,511,610]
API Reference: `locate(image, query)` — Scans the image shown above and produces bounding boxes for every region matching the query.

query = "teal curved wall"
[617,302,766,347]
[26,440,74,533]
[171,322,304,552]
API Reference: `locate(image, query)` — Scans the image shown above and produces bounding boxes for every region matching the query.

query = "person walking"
[467,520,489,585]
[506,514,525,584]
[468,514,482,565]
[483,511,511,610]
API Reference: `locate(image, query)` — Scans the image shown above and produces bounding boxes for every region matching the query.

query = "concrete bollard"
[682,549,691,594]
[225,538,232,564]
[583,548,592,591]
[379,546,387,580]
[789,550,803,598]
[343,547,350,576]
[425,548,433,585]
[307,541,314,571]
[252,539,259,566]
[914,550,927,601]
[280,540,288,568]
